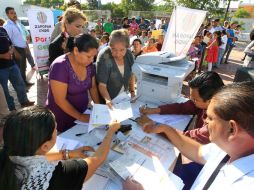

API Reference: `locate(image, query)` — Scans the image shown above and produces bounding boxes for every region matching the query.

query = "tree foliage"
[101,3,125,18]
[24,0,64,8]
[173,0,223,16]
[233,8,251,18]
[87,0,98,10]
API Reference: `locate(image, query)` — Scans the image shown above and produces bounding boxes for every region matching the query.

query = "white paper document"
[56,136,84,150]
[112,91,131,104]
[148,114,192,128]
[109,146,184,190]
[90,102,133,126]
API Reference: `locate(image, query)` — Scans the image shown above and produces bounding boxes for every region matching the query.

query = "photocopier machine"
[132,51,195,105]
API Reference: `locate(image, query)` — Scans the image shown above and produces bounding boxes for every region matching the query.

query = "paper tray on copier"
[134,51,193,75]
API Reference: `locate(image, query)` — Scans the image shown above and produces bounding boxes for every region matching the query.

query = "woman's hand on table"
[69,146,95,158]
[78,114,90,123]
[106,99,113,110]
[122,177,144,190]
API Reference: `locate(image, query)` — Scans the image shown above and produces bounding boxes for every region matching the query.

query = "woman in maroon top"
[46,34,100,132]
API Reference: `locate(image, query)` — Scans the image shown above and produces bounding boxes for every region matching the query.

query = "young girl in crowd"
[205,31,222,71]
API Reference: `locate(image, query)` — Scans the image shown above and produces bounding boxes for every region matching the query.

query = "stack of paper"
[109,146,184,190]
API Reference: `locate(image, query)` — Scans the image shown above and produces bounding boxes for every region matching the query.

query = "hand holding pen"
[139,105,160,115]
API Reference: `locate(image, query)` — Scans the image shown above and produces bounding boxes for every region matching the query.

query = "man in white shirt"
[3,7,33,86]
[138,82,254,190]
[210,19,223,34]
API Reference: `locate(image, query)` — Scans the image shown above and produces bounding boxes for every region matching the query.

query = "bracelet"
[62,149,70,160]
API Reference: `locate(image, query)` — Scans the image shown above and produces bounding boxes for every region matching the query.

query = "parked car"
[18,17,30,33]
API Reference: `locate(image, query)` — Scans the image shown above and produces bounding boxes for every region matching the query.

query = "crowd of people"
[0,2,254,190]
[187,19,244,72]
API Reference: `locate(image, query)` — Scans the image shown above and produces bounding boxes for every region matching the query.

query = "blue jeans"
[223,43,234,64]
[0,64,28,110]
[217,48,225,67]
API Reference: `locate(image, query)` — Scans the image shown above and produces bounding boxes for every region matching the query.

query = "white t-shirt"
[191,143,254,190]
[220,35,228,50]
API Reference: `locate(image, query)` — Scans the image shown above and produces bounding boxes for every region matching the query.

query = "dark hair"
[188,71,224,101]
[67,33,99,52]
[149,38,156,43]
[101,35,109,43]
[250,29,254,41]
[203,29,209,36]
[133,38,142,45]
[214,31,222,46]
[103,32,110,37]
[122,17,128,24]
[222,29,227,35]
[0,18,5,26]
[0,106,56,190]
[205,23,211,29]
[5,7,14,14]
[67,0,81,10]
[212,82,254,137]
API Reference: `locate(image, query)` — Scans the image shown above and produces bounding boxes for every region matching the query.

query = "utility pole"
[224,0,232,22]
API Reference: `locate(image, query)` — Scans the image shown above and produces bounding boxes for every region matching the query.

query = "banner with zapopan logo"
[27,9,54,74]
[162,6,206,56]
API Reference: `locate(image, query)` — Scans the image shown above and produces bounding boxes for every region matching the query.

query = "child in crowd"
[98,35,109,52]
[139,30,148,46]
[142,38,158,53]
[205,31,222,71]
[188,36,202,60]
[147,31,152,39]
[217,30,228,67]
[155,34,164,51]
